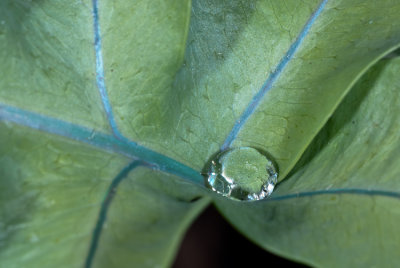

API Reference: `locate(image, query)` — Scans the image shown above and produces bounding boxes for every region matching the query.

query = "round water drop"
[205,147,278,201]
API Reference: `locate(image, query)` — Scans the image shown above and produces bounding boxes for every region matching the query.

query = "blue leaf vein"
[221,0,329,151]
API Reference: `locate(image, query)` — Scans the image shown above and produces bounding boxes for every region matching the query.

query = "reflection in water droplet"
[204,147,278,201]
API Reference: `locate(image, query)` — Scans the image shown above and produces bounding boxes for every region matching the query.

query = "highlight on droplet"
[204,147,278,201]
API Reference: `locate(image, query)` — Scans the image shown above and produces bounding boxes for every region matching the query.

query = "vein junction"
[0,103,203,185]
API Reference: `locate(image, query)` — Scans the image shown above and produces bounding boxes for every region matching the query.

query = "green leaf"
[154,0,400,178]
[1,1,208,267]
[0,124,208,267]
[215,58,400,267]
[2,0,400,267]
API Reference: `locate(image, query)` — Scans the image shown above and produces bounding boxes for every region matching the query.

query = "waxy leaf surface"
[216,58,400,267]
[1,0,400,267]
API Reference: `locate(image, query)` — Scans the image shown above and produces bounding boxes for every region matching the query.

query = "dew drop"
[204,147,278,201]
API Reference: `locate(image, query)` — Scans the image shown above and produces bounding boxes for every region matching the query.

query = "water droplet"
[204,147,278,201]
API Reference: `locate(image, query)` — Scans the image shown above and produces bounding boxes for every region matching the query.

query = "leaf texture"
[2,0,400,267]
[215,58,400,267]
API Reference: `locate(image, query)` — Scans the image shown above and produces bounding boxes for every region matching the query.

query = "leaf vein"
[269,188,400,202]
[84,161,142,268]
[221,0,329,151]
[0,103,204,185]
[92,0,127,141]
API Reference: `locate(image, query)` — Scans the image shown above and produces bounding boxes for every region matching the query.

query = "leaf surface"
[0,1,207,267]
[215,58,400,267]
[1,0,400,267]
[0,123,208,268]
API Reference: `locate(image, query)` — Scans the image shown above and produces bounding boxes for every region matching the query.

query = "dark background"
[173,205,308,268]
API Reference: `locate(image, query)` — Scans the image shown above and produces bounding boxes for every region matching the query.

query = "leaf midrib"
[0,103,203,185]
[3,102,400,201]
